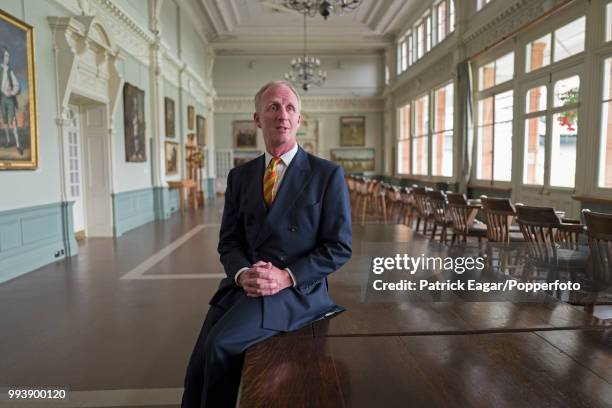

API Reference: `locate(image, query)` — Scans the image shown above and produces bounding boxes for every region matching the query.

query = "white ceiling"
[194,0,421,54]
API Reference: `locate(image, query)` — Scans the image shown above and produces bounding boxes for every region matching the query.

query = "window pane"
[554,17,585,62]
[477,125,493,180]
[550,111,578,187]
[494,122,512,181]
[554,75,580,107]
[398,140,411,174]
[437,1,447,43]
[599,58,612,187]
[417,23,424,59]
[401,41,408,71]
[479,96,494,126]
[408,34,414,65]
[495,53,514,84]
[449,0,455,32]
[523,116,546,185]
[494,90,513,123]
[526,86,547,113]
[426,15,432,52]
[479,62,495,90]
[397,44,402,73]
[606,3,612,41]
[604,57,612,101]
[432,131,453,176]
[434,83,453,131]
[412,136,428,174]
[525,34,551,72]
[413,95,429,175]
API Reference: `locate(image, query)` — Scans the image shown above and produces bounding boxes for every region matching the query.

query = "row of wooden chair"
[345,176,611,310]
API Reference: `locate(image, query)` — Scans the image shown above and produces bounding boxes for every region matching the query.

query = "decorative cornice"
[214,96,385,113]
[462,0,572,57]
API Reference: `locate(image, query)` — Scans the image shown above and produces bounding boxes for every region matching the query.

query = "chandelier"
[282,0,362,19]
[284,14,326,91]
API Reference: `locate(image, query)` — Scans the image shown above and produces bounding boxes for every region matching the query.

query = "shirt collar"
[265,142,299,167]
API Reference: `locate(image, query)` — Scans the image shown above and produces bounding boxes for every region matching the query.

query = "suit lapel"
[246,155,267,220]
[254,147,312,248]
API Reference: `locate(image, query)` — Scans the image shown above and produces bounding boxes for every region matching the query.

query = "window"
[385,65,390,85]
[412,95,429,175]
[478,52,514,90]
[526,34,551,73]
[416,21,425,60]
[599,58,612,187]
[606,3,612,41]
[425,14,432,53]
[432,83,454,176]
[449,0,455,32]
[477,90,513,181]
[549,76,579,188]
[398,104,411,174]
[408,32,414,66]
[523,86,547,185]
[436,1,447,43]
[477,0,492,11]
[554,17,585,62]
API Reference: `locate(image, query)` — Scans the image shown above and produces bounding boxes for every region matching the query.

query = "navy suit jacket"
[212,146,352,331]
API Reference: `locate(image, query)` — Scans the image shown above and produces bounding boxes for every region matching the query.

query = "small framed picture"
[164,141,179,175]
[233,120,258,148]
[197,115,206,146]
[340,116,365,147]
[187,105,195,130]
[164,97,175,138]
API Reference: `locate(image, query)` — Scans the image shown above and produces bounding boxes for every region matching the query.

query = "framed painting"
[233,120,258,148]
[330,148,375,172]
[165,141,179,175]
[0,9,38,170]
[233,150,261,167]
[123,83,146,162]
[300,138,318,155]
[164,97,175,138]
[196,114,206,146]
[187,105,195,130]
[340,116,365,147]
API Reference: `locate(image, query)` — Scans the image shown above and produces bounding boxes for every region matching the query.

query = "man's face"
[254,85,301,149]
[2,51,9,65]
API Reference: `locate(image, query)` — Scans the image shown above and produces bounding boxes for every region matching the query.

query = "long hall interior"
[0,0,611,407]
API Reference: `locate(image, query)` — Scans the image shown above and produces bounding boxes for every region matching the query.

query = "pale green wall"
[179,7,205,74]
[0,0,67,211]
[160,0,179,52]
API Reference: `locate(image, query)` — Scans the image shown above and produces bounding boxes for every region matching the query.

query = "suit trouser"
[181,291,280,408]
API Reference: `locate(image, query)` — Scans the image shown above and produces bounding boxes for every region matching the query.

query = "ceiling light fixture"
[284,14,326,91]
[282,0,362,19]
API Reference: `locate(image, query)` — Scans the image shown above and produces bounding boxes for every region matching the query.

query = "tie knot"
[269,157,282,169]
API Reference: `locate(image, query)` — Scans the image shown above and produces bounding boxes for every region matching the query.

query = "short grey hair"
[254,80,301,113]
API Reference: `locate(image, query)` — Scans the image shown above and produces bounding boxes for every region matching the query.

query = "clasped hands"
[238,261,293,297]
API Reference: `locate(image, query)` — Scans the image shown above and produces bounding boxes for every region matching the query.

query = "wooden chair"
[480,196,525,274]
[398,187,417,227]
[426,190,452,243]
[582,210,612,315]
[446,192,468,206]
[516,204,588,285]
[447,201,487,247]
[411,186,433,234]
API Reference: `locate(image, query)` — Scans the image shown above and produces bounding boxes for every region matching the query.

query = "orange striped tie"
[263,157,282,206]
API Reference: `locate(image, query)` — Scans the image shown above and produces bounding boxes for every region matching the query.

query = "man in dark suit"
[181,80,352,408]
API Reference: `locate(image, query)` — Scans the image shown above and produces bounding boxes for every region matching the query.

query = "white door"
[64,105,86,234]
[515,66,583,218]
[82,103,113,237]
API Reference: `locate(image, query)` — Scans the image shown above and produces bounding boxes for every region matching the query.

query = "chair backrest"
[426,190,448,223]
[583,210,612,290]
[447,203,480,235]
[481,196,516,243]
[516,205,561,264]
[446,192,468,205]
[412,186,432,216]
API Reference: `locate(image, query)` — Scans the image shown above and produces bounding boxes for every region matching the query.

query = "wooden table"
[167,179,197,213]
[238,224,611,407]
